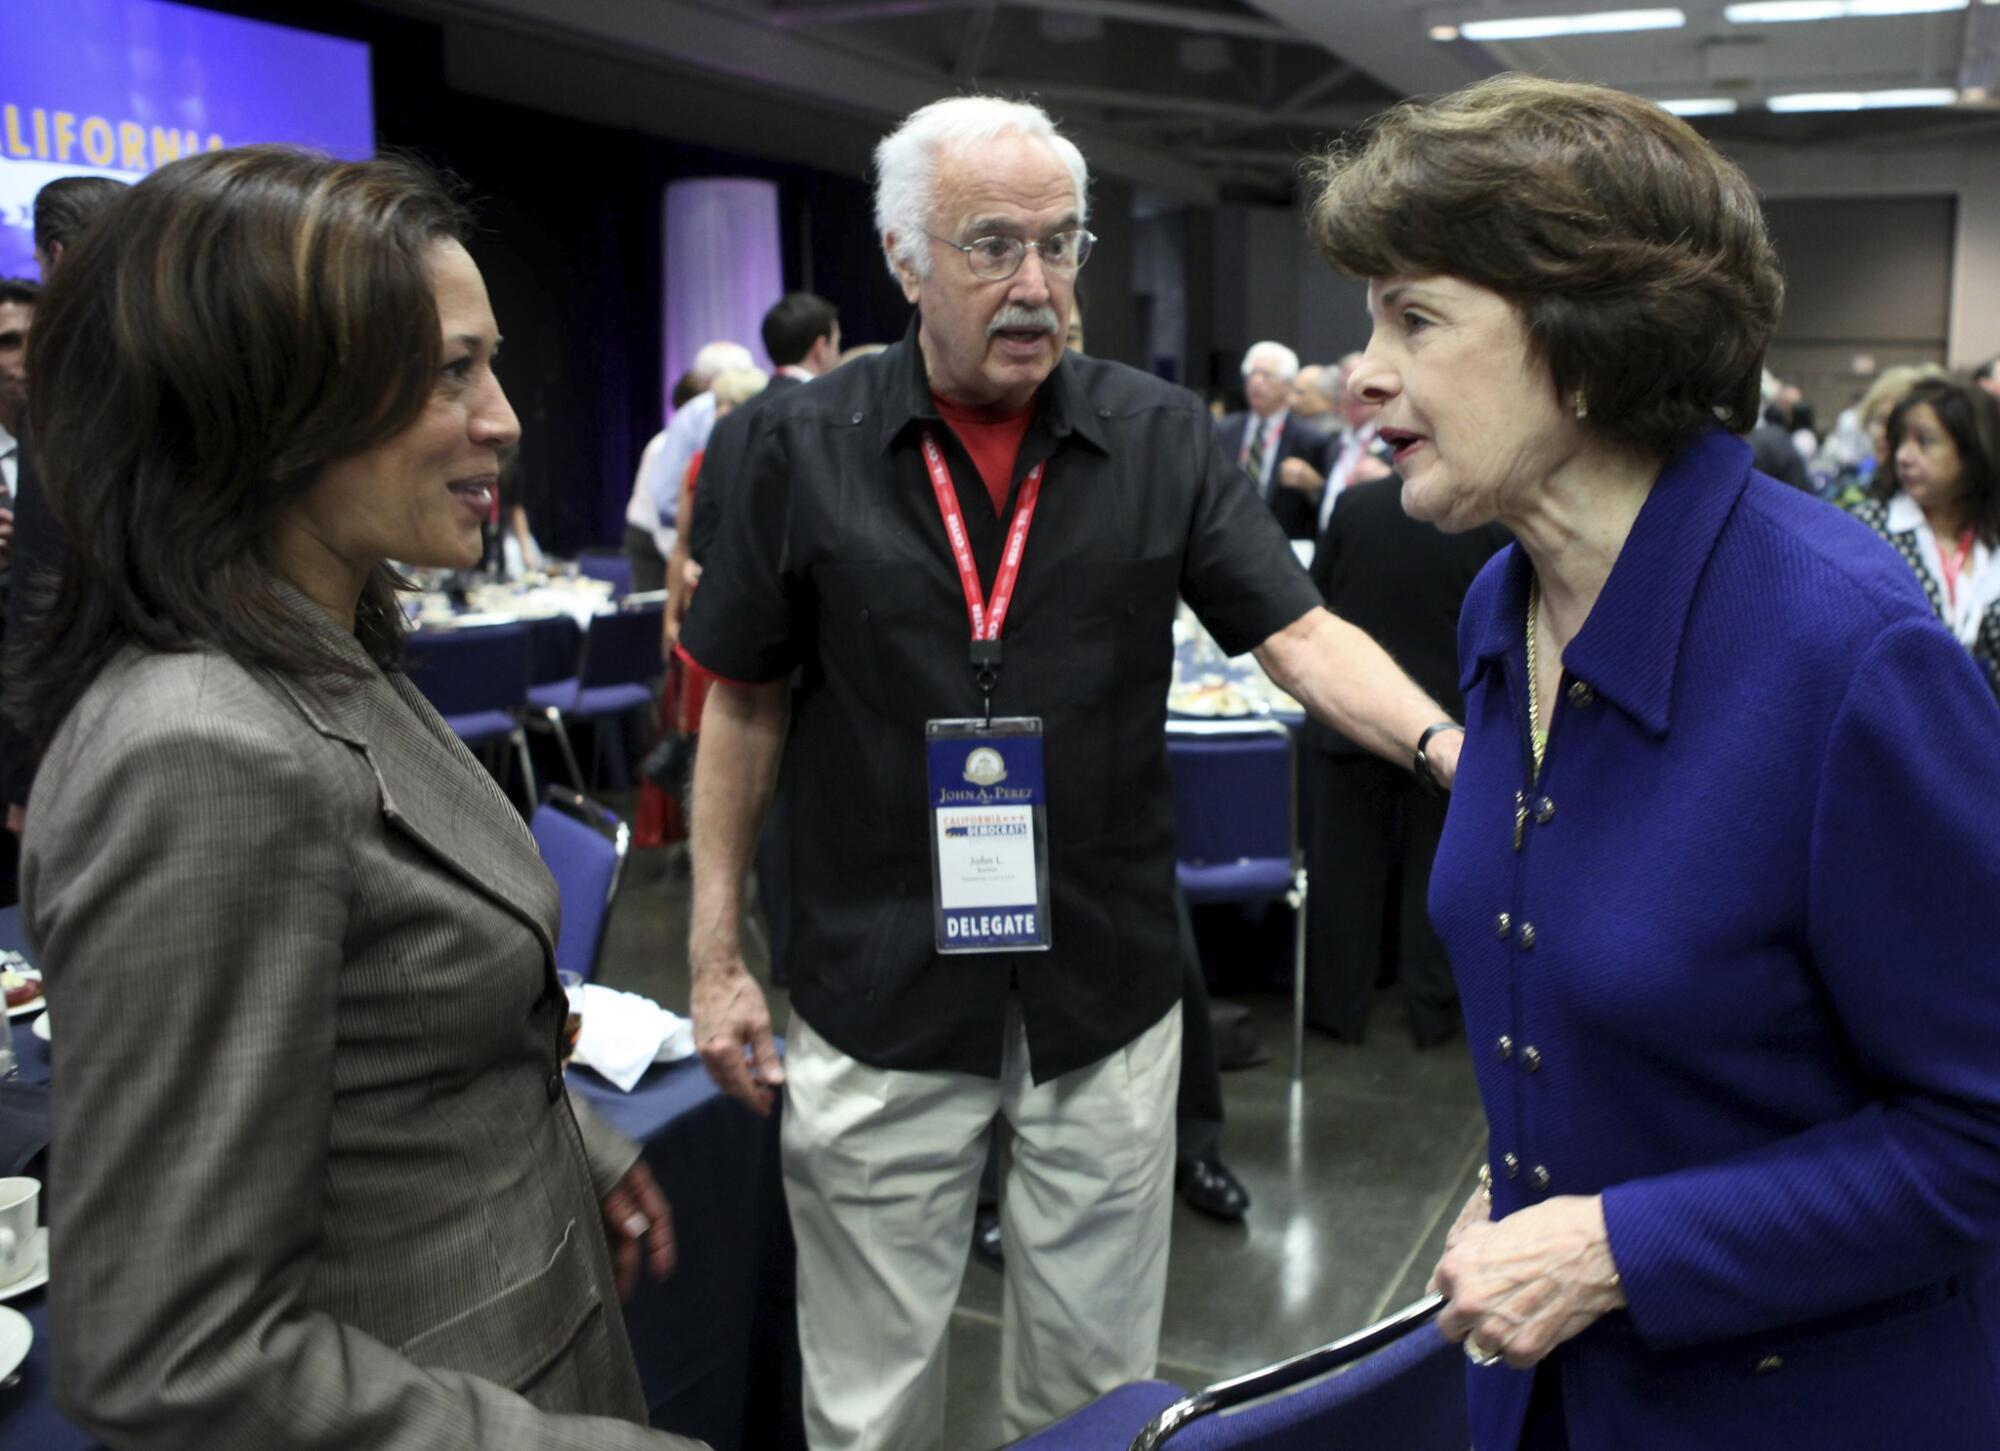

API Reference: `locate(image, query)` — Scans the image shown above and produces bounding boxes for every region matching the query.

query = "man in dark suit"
[1303,476,1509,1045]
[1213,341,1327,540]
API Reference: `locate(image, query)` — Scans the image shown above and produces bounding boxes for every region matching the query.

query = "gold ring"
[1463,1336,1503,1367]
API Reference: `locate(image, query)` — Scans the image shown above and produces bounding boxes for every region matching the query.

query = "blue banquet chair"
[526,599,666,791]
[528,786,631,984]
[1164,718,1308,1081]
[404,622,537,812]
[1005,1296,1462,1451]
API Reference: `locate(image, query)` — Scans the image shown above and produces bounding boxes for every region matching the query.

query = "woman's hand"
[1430,1194,1625,1369]
[600,1158,676,1302]
[1440,1181,1491,1256]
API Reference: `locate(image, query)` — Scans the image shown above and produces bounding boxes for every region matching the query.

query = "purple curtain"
[662,177,782,419]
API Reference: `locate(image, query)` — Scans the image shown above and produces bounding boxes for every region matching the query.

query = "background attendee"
[680,94,1464,1450]
[29,176,128,279]
[1316,74,2000,1450]
[1748,372,1813,490]
[2,177,127,866]
[667,292,839,641]
[0,278,33,536]
[1289,363,1339,425]
[1303,473,1508,1046]
[1314,350,1395,534]
[1851,375,2000,697]
[1214,340,1326,539]
[16,145,694,1451]
[622,339,753,592]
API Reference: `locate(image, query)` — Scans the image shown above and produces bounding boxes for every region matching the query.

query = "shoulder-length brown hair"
[1308,75,1783,461]
[1876,376,2000,546]
[10,145,467,751]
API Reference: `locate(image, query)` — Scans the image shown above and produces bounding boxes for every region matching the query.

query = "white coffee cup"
[0,1177,40,1283]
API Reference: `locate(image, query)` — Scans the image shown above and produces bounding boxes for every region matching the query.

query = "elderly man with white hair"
[621,338,754,591]
[679,95,1465,1449]
[1215,339,1328,539]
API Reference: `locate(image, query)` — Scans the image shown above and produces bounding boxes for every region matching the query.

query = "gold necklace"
[1525,573,1547,783]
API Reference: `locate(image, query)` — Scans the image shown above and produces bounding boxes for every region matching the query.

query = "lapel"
[266,584,561,969]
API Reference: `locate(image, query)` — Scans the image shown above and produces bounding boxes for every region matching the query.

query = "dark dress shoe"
[1176,1155,1251,1222]
[971,1207,1004,1269]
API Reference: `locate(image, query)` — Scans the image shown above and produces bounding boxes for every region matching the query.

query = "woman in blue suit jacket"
[1308,77,2000,1449]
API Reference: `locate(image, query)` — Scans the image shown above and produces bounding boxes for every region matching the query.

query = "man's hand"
[1276,458,1324,495]
[692,957,786,1116]
[4,805,21,839]
[663,545,693,647]
[599,1158,676,1302]
[1431,1195,1625,1370]
[1352,454,1392,486]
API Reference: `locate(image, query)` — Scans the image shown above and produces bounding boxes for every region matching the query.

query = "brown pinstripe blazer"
[23,598,702,1450]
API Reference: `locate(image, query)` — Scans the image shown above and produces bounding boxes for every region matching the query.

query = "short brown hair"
[1308,75,1782,460]
[12,145,466,750]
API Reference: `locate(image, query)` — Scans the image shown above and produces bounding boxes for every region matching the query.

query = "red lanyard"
[1940,526,1976,609]
[920,430,1044,643]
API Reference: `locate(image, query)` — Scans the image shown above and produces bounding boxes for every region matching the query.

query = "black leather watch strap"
[1414,721,1464,792]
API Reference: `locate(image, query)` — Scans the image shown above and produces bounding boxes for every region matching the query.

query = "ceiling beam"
[989,76,1376,128]
[365,0,1221,202]
[770,0,1306,43]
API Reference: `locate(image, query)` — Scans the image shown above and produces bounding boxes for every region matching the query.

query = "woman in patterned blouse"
[1850,375,2000,698]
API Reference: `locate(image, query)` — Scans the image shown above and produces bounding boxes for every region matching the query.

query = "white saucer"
[30,1011,48,1042]
[0,1229,47,1302]
[0,1304,27,1382]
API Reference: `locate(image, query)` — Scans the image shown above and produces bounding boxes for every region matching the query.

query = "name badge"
[926,717,1053,954]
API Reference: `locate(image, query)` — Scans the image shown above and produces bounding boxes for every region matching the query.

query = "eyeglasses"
[928,229,1097,281]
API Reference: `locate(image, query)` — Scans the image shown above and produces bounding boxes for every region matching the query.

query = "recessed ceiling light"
[1767,86,1961,109]
[1658,97,1741,114]
[1430,23,1463,39]
[1457,8,1687,41]
[1727,0,1964,19]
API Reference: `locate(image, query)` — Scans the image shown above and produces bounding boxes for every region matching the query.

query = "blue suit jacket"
[1433,427,2000,1449]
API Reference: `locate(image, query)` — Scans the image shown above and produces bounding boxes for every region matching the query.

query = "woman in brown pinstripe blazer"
[11,147,704,1451]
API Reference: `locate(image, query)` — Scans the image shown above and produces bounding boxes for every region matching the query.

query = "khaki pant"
[781,1000,1182,1451]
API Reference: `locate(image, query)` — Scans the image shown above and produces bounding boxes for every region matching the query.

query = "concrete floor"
[594,839,1486,1451]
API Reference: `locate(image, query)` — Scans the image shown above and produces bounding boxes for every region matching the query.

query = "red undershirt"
[932,392,1033,516]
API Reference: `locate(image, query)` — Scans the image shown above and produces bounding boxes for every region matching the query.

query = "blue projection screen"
[0,0,374,278]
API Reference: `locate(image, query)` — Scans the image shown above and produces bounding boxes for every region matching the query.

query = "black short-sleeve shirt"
[681,316,1321,1081]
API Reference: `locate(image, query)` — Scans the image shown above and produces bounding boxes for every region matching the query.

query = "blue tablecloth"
[0,905,799,1451]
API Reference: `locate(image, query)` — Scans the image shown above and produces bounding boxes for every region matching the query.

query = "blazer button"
[546,1070,564,1103]
[1534,797,1555,824]
[1496,1035,1513,1061]
[1753,1354,1784,1375]
[850,410,865,424]
[1518,922,1537,949]
[1530,1164,1551,1190]
[1568,680,1596,708]
[1521,1045,1542,1072]
[1495,912,1512,938]
[1503,1153,1519,1179]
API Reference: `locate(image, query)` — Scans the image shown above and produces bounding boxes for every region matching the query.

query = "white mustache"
[988,306,1060,338]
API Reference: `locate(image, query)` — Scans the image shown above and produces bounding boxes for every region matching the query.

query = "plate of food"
[1,962,41,1019]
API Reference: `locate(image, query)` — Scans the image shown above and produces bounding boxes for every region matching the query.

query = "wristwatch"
[1414,721,1464,793]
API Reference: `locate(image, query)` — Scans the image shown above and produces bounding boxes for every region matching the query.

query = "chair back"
[576,602,665,689]
[1160,1323,1465,1450]
[528,787,629,982]
[1002,1297,1463,1451]
[1165,721,1296,905]
[576,551,634,598]
[406,624,530,715]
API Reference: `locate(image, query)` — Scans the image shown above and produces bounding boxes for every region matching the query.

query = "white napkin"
[572,984,695,1092]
